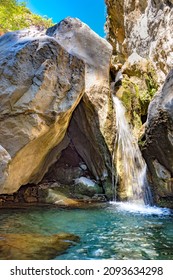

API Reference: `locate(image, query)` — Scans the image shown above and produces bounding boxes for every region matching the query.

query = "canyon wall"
[106,0,173,205]
[106,0,173,84]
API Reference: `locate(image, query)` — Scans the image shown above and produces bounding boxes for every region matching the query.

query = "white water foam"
[110,201,171,215]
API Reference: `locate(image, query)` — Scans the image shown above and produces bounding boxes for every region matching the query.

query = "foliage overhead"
[0,0,53,34]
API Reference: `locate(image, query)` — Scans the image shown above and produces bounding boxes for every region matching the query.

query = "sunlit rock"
[0,26,85,194]
[46,17,115,181]
[106,0,173,85]
[0,18,114,199]
[0,146,11,192]
[0,233,79,260]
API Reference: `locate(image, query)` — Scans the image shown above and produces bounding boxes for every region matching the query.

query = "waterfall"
[112,96,153,205]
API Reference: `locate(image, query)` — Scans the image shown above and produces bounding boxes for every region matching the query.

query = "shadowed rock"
[142,69,173,204]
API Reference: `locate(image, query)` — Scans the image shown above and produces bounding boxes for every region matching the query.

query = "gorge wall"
[106,0,173,83]
[106,0,173,205]
[142,69,173,206]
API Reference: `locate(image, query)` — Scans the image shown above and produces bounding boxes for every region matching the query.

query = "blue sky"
[21,0,106,37]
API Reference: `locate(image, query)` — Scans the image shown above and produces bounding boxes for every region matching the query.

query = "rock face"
[142,69,173,205]
[105,0,125,62]
[0,18,113,197]
[106,0,173,205]
[106,0,167,134]
[0,27,85,194]
[106,0,173,85]
[46,18,114,182]
[106,0,173,133]
[115,57,158,136]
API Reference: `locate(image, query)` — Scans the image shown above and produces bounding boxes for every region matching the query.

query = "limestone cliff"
[106,0,173,205]
[106,0,173,84]
[106,0,173,134]
[0,18,114,198]
[1,3,173,206]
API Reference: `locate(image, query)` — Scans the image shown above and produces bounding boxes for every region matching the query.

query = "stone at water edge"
[0,233,80,260]
[74,177,102,198]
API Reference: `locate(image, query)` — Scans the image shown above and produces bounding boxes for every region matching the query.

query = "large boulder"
[46,18,114,182]
[142,69,173,205]
[0,26,85,194]
[0,18,114,197]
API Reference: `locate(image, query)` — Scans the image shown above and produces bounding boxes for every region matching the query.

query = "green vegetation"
[116,60,159,135]
[0,0,53,34]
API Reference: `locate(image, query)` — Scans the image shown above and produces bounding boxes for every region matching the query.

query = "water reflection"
[0,203,173,260]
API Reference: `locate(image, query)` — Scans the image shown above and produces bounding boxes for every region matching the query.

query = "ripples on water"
[0,202,173,260]
[110,202,171,215]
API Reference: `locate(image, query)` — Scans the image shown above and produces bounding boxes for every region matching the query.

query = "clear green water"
[0,202,173,260]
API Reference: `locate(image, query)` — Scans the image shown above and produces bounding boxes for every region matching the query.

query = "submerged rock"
[0,233,79,260]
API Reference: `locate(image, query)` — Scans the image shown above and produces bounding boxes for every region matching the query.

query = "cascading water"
[112,96,153,205]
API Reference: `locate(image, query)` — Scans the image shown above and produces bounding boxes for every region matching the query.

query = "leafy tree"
[0,0,53,34]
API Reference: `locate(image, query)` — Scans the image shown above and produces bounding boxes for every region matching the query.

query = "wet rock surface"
[0,232,79,260]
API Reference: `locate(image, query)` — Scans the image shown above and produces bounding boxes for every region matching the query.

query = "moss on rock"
[115,60,158,136]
